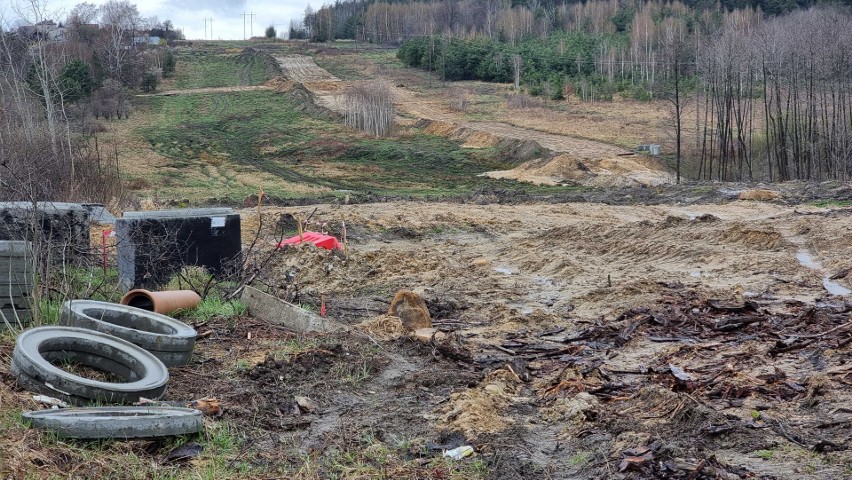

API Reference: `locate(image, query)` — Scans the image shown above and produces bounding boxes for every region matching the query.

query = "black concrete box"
[0,202,91,258]
[0,240,33,327]
[117,208,241,291]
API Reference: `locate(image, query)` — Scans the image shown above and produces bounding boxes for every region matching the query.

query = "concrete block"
[241,286,347,333]
[117,208,241,290]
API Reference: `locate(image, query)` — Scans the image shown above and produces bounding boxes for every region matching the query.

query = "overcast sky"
[2,0,312,40]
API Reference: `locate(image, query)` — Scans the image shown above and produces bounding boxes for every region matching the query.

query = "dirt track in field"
[272,54,673,188]
[135,85,272,97]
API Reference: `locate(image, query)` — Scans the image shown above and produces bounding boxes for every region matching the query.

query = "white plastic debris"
[32,395,69,408]
[443,445,474,460]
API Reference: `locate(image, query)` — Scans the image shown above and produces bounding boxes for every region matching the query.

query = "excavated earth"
[3,52,852,480]
[3,194,852,479]
[228,196,852,479]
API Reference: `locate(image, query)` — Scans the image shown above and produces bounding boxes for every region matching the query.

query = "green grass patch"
[755,449,775,460]
[173,53,274,89]
[138,88,574,201]
[811,199,852,208]
[161,268,246,322]
[34,298,63,325]
[141,90,316,166]
[269,337,320,361]
[178,296,246,322]
[331,358,372,385]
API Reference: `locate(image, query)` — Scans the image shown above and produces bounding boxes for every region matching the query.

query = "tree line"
[692,8,852,182]
[297,0,833,43]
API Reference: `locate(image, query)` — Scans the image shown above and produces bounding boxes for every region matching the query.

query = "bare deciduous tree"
[98,0,141,83]
[344,82,394,137]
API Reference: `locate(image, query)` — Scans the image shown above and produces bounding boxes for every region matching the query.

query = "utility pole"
[241,12,256,40]
[203,17,213,40]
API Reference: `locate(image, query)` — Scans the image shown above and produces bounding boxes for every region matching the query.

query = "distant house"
[17,20,66,42]
[133,35,161,46]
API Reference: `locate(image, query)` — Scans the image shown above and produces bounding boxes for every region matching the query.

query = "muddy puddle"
[796,249,851,296]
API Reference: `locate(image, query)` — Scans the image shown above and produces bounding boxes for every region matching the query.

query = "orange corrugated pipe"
[120,289,202,315]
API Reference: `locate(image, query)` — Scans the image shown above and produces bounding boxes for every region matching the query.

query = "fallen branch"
[797,320,852,339]
[712,315,764,331]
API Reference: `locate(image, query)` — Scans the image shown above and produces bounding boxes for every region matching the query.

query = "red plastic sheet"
[277,231,342,250]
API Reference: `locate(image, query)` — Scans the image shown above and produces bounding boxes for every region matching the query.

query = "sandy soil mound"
[484,152,674,187]
[264,76,295,92]
[738,188,782,201]
[420,120,501,148]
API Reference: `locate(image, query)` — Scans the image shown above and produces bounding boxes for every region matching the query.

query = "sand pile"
[484,152,674,187]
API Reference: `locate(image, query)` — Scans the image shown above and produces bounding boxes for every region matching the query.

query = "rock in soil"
[388,290,432,331]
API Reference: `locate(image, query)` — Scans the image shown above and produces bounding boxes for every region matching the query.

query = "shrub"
[59,58,95,102]
[92,79,131,119]
[162,50,176,77]
[141,72,158,93]
[506,93,542,110]
[446,87,470,112]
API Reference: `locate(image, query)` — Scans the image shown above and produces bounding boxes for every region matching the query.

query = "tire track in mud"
[776,218,852,297]
[136,85,272,97]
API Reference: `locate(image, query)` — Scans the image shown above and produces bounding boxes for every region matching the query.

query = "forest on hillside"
[296,0,841,42]
[298,0,852,183]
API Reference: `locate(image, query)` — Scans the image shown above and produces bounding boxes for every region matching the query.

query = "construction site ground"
[1,42,851,479]
[239,197,852,479]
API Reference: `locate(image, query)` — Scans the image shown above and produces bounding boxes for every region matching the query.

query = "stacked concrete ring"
[11,326,169,405]
[22,406,203,439]
[60,300,197,366]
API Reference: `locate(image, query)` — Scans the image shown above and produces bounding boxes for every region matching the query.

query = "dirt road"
[272,54,673,187]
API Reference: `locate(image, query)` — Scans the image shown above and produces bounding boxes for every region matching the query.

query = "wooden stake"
[341,219,349,258]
